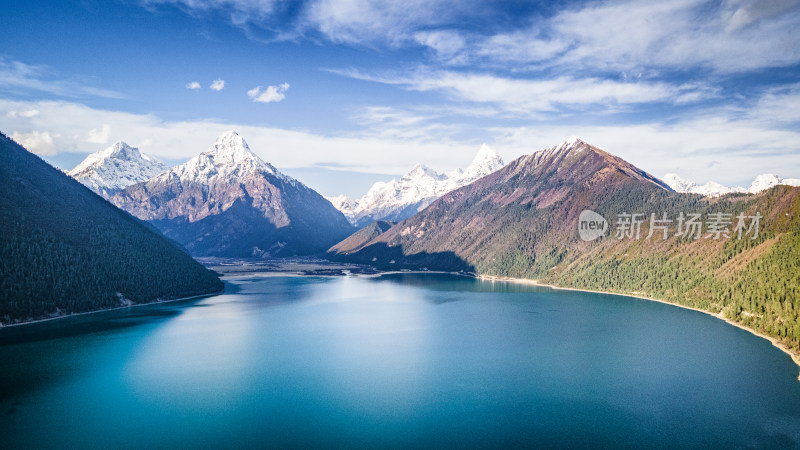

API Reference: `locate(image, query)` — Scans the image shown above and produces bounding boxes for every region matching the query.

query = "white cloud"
[0,57,125,99]
[6,109,40,118]
[1,94,798,187]
[248,82,289,103]
[186,81,201,90]
[490,117,800,188]
[137,0,800,74]
[413,30,467,64]
[336,69,716,114]
[0,98,477,174]
[723,0,800,32]
[302,0,468,47]
[86,124,112,144]
[746,83,800,125]
[141,0,281,23]
[210,78,225,91]
[10,130,58,156]
[470,0,800,73]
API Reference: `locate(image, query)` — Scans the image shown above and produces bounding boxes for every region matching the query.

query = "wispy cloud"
[303,0,470,47]
[137,0,800,74]
[210,78,225,91]
[458,0,800,73]
[0,57,125,99]
[247,82,289,103]
[186,81,201,90]
[335,69,717,115]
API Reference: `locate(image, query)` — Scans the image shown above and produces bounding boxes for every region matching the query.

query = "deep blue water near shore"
[1,273,799,448]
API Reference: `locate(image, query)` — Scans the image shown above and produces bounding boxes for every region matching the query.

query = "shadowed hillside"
[0,132,223,324]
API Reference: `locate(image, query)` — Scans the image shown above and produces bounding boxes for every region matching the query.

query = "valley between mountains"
[2,130,799,369]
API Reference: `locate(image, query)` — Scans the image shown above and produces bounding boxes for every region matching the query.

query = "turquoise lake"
[1,273,800,448]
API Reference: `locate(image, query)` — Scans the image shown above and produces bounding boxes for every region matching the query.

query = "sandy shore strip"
[477,274,800,380]
[0,290,222,329]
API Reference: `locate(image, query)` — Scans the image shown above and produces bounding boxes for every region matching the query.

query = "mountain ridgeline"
[0,132,223,324]
[111,132,354,257]
[329,137,800,355]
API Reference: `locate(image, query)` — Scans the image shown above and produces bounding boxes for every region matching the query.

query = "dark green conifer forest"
[0,132,222,323]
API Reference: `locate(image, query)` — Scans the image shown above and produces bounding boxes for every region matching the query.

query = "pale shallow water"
[1,273,799,448]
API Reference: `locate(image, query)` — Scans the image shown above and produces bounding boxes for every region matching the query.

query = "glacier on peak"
[68,141,168,198]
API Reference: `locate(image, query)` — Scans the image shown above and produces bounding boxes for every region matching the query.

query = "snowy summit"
[163,131,292,186]
[68,141,168,198]
[328,144,504,227]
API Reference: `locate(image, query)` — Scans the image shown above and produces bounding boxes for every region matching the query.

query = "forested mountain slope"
[0,132,223,324]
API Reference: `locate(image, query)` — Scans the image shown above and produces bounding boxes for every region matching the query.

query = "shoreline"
[4,267,797,382]
[0,289,222,329]
[476,274,800,380]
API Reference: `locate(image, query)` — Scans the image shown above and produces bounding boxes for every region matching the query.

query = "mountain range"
[329,137,800,357]
[68,141,168,198]
[327,144,504,227]
[110,131,354,257]
[662,173,800,196]
[0,131,222,324]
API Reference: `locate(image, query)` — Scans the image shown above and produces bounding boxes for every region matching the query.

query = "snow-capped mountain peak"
[748,174,800,193]
[208,130,257,164]
[661,172,799,197]
[167,131,290,185]
[329,144,506,227]
[661,173,696,193]
[461,143,504,183]
[68,141,168,198]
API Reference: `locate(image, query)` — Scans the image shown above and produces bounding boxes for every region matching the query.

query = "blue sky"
[1,0,799,197]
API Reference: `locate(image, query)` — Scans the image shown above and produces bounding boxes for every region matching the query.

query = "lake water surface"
[2,273,800,448]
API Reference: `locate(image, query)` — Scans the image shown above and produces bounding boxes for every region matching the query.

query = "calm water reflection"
[1,273,799,448]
